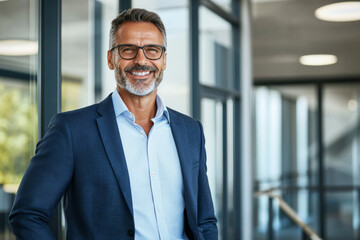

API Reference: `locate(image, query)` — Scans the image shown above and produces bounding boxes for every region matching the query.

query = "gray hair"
[109,8,167,49]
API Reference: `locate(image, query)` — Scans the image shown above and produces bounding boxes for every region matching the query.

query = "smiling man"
[9,8,218,240]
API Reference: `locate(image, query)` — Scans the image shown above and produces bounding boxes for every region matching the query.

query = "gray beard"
[114,65,163,96]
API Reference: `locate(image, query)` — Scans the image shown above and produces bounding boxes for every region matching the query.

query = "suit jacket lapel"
[168,109,197,219]
[96,95,133,214]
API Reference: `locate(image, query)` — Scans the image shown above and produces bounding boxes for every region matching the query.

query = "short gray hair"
[109,8,167,49]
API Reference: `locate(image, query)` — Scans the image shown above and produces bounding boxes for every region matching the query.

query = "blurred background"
[0,0,359,239]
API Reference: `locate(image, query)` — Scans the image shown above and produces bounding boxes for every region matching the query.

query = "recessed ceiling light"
[315,2,360,22]
[348,99,358,111]
[0,40,38,56]
[299,54,337,66]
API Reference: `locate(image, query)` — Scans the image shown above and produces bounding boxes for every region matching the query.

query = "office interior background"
[0,0,359,239]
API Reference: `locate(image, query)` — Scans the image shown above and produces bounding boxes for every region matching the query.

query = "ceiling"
[251,0,360,81]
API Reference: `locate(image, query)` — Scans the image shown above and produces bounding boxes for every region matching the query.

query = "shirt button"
[128,229,135,236]
[152,172,156,177]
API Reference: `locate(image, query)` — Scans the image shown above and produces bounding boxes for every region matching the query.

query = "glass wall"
[254,85,318,240]
[324,84,360,240]
[254,83,360,240]
[199,6,233,89]
[62,0,119,111]
[0,0,38,239]
[202,98,224,237]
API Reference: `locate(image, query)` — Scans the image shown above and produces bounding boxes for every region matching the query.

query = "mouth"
[127,71,152,78]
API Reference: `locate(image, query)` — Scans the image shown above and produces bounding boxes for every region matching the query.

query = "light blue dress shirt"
[112,90,188,240]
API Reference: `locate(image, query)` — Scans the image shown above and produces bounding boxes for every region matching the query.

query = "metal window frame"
[190,0,242,239]
[94,0,103,102]
[38,0,62,238]
[119,0,131,12]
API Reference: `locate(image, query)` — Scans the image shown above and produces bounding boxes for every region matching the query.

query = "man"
[9,8,218,240]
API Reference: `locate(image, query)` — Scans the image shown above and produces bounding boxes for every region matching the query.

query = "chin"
[120,81,157,97]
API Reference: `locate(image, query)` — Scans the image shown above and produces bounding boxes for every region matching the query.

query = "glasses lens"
[118,45,138,59]
[143,45,163,60]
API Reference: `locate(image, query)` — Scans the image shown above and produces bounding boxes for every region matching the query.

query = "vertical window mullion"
[119,0,131,12]
[38,0,62,238]
[222,101,228,240]
[317,83,326,239]
[231,1,241,239]
[190,0,201,120]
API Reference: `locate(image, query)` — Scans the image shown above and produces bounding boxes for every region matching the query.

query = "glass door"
[0,0,38,239]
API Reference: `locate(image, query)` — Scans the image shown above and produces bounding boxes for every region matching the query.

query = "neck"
[117,86,157,135]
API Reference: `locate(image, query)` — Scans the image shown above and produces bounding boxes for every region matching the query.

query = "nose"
[133,48,149,65]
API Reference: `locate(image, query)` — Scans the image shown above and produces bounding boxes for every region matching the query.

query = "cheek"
[157,60,166,71]
[116,61,127,72]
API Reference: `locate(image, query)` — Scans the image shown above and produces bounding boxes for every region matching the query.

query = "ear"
[107,50,115,70]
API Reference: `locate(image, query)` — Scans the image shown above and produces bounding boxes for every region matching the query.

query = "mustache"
[124,64,157,72]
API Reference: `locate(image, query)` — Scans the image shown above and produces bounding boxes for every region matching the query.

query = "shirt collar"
[112,89,129,117]
[154,94,170,123]
[111,89,170,123]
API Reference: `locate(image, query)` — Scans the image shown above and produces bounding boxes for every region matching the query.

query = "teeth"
[131,71,150,76]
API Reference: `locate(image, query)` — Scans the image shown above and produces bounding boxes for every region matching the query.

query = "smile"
[129,71,151,76]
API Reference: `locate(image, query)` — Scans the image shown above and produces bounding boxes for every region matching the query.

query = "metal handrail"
[254,185,360,193]
[255,189,323,240]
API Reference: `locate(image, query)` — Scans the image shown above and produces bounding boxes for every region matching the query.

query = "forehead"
[115,22,163,45]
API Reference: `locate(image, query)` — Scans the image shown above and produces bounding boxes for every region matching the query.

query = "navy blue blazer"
[9,94,218,240]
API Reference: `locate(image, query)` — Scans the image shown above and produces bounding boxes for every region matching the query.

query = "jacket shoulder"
[167,108,200,125]
[167,107,204,138]
[54,94,113,123]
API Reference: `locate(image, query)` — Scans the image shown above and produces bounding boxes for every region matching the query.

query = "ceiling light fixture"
[0,40,38,56]
[299,54,337,66]
[348,99,358,111]
[315,2,360,22]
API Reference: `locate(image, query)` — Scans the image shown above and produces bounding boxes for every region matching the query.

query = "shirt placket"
[147,122,169,240]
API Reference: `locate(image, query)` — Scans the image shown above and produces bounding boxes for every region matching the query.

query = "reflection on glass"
[0,0,38,239]
[324,84,360,186]
[201,98,223,239]
[199,6,233,89]
[323,84,360,240]
[254,86,318,239]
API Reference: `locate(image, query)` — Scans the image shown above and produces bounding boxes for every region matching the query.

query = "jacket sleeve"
[197,121,218,240]
[9,114,74,240]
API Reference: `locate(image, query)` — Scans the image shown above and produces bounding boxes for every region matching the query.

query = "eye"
[122,47,134,52]
[119,45,136,53]
[145,46,161,53]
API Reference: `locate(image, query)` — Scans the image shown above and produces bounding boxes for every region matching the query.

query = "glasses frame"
[110,44,166,60]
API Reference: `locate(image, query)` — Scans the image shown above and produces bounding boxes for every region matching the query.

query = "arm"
[197,121,218,240]
[9,114,74,239]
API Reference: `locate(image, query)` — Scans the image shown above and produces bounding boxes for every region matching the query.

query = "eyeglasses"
[110,44,166,60]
